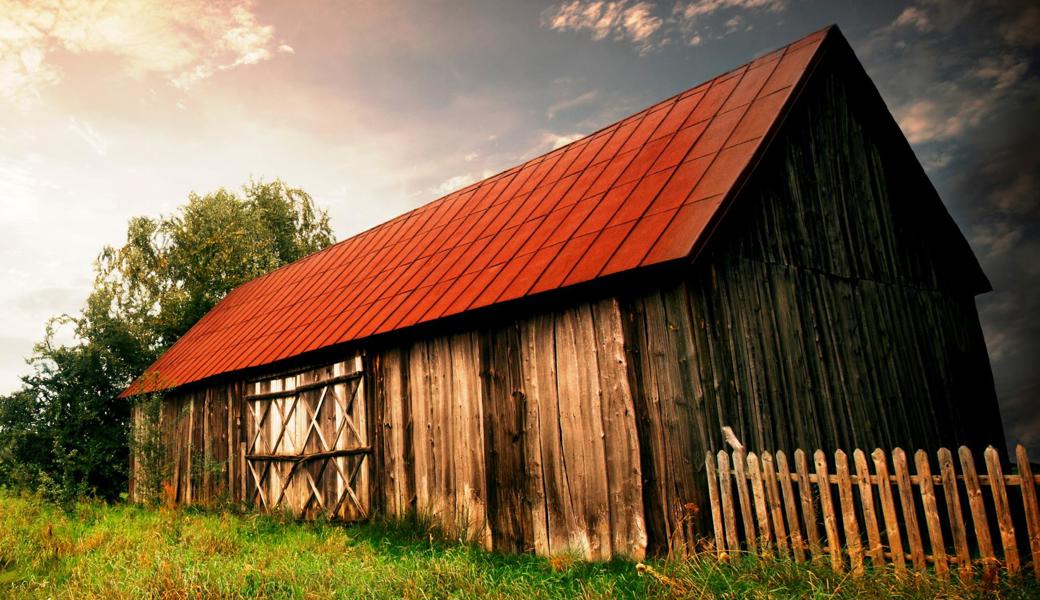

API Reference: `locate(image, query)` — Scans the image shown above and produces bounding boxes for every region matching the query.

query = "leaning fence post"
[960,446,997,581]
[733,448,757,554]
[717,450,739,556]
[795,449,822,560]
[872,448,906,575]
[1015,444,1040,581]
[705,452,726,559]
[814,450,843,571]
[915,450,948,579]
[893,448,926,571]
[776,451,806,562]
[835,450,863,575]
[762,452,789,557]
[853,449,884,567]
[985,446,1020,575]
[938,448,972,579]
[748,453,773,554]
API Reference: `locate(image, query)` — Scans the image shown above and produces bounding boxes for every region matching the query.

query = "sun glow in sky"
[1,0,1037,449]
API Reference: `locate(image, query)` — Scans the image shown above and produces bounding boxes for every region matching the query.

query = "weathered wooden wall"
[614,61,1004,553]
[130,54,1003,560]
[130,380,247,505]
[372,298,646,559]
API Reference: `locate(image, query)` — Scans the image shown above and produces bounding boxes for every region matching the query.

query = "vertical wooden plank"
[733,449,758,553]
[1016,445,1040,581]
[619,295,669,555]
[853,450,884,567]
[658,286,710,552]
[748,453,773,553]
[480,325,528,553]
[239,441,246,507]
[449,332,491,549]
[914,450,948,578]
[186,396,194,505]
[985,446,1019,574]
[872,448,906,574]
[591,298,646,560]
[762,453,789,556]
[814,450,842,571]
[705,452,726,559]
[518,318,549,556]
[775,451,806,562]
[795,449,822,559]
[892,449,925,571]
[960,446,996,579]
[834,450,863,575]
[938,448,972,579]
[554,306,608,559]
[521,313,575,556]
[717,450,739,556]
[407,341,432,517]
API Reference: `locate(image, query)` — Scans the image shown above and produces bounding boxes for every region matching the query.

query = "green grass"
[0,490,1036,599]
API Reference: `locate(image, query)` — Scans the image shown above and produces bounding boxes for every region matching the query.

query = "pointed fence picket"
[705,445,1040,580]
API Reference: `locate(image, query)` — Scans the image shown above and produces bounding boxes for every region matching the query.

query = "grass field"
[0,490,1036,599]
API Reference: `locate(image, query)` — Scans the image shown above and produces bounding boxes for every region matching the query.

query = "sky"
[1,0,1036,451]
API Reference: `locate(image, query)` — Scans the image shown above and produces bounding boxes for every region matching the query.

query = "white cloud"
[892,7,931,32]
[547,90,600,119]
[673,0,784,45]
[620,2,663,42]
[897,99,978,144]
[972,54,1029,91]
[893,50,1031,147]
[543,1,664,52]
[0,0,290,107]
[434,173,477,196]
[544,132,584,150]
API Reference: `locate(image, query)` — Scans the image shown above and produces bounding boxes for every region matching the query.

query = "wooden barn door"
[244,356,371,520]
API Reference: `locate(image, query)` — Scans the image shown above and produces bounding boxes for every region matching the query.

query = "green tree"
[0,180,334,502]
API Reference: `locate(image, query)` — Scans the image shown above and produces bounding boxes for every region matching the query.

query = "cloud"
[891,53,1029,145]
[674,0,784,25]
[542,0,786,51]
[896,99,987,144]
[989,172,1038,216]
[673,0,784,45]
[543,1,664,52]
[543,132,585,151]
[999,5,1040,47]
[892,7,931,32]
[433,173,477,196]
[973,221,1025,258]
[972,54,1029,91]
[547,90,599,119]
[0,0,289,107]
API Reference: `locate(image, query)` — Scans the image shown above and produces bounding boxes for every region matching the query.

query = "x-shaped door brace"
[247,374,368,518]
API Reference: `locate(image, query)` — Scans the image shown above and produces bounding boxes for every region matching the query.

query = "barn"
[125,26,1006,560]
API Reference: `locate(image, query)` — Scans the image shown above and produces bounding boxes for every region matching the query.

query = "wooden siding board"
[591,298,647,559]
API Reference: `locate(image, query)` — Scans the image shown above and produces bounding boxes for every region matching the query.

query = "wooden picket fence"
[705,445,1040,580]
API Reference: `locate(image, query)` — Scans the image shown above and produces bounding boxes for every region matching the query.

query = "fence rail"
[705,445,1040,580]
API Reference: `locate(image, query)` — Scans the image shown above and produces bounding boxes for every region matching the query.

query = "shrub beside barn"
[125,26,1005,560]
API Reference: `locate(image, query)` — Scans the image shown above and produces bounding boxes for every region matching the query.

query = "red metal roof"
[124,27,832,395]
